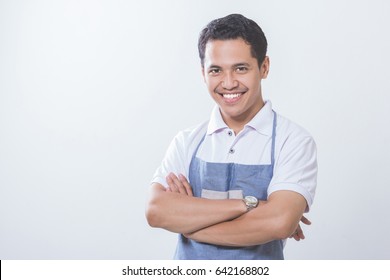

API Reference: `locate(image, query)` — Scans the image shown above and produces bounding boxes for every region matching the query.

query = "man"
[146,14,317,260]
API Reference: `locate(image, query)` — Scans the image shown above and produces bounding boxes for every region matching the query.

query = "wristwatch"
[243,196,258,211]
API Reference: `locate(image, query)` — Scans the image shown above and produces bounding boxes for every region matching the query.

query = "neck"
[221,100,265,134]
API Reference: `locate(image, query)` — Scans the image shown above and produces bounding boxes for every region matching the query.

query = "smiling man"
[146,14,317,260]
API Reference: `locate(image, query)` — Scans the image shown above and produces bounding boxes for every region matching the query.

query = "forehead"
[204,38,255,67]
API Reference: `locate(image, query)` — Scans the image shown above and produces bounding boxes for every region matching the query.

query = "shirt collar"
[206,106,228,135]
[207,100,274,136]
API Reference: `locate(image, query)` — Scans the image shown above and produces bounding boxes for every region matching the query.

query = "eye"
[235,66,248,73]
[208,68,221,75]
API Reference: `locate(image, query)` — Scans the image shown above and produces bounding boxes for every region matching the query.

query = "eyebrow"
[207,62,251,69]
[232,63,251,68]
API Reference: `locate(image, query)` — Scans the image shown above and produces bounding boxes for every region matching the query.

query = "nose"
[221,72,238,90]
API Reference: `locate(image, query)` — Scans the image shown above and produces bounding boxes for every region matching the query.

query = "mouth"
[217,91,246,103]
[222,93,242,99]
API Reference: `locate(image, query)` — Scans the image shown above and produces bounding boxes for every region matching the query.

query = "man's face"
[202,38,269,131]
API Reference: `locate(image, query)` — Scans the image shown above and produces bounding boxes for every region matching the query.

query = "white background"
[0,0,389,259]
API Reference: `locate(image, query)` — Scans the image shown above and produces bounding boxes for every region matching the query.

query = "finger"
[296,225,305,240]
[179,174,193,196]
[169,173,188,195]
[300,215,312,225]
[290,224,304,241]
[290,231,300,241]
[166,173,179,193]
[289,230,299,240]
[294,227,301,241]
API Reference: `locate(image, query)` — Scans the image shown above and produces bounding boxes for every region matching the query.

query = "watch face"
[245,196,258,207]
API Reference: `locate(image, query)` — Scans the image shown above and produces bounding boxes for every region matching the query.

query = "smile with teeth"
[223,93,242,99]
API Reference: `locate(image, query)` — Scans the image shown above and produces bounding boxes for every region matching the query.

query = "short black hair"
[198,14,268,68]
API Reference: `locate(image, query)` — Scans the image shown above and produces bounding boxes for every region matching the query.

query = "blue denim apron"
[174,112,284,260]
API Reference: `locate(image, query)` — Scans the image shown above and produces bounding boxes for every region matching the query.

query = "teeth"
[223,93,241,99]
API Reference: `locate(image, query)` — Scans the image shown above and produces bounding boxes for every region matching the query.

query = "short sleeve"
[268,135,318,212]
[151,132,188,189]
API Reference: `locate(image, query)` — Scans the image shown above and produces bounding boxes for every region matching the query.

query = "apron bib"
[174,112,284,260]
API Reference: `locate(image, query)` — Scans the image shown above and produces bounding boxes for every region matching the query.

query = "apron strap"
[191,133,206,161]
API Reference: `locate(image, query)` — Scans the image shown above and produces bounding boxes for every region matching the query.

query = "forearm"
[185,205,279,246]
[185,191,307,246]
[146,183,247,234]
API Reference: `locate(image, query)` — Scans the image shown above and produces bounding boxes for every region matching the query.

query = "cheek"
[245,76,261,90]
[205,78,218,91]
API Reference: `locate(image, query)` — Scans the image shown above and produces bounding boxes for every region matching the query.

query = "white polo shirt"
[152,101,317,211]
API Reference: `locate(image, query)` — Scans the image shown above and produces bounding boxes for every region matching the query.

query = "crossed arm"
[146,173,309,247]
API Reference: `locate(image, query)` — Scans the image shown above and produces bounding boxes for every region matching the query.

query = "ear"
[260,56,270,79]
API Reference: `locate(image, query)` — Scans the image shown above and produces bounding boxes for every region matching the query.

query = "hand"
[289,215,311,241]
[166,173,193,196]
